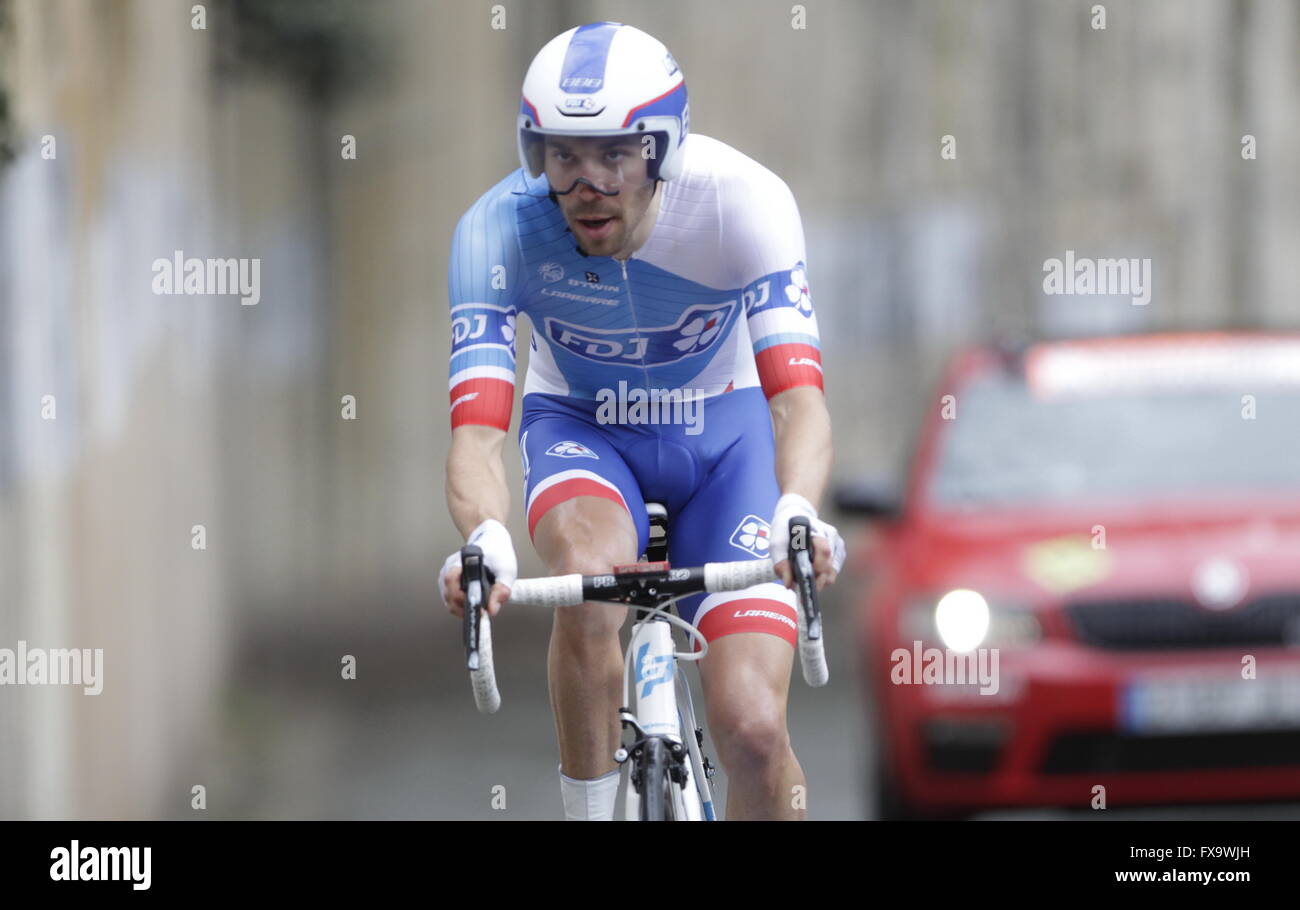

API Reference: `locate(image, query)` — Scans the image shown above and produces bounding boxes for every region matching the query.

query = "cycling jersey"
[447,133,823,647]
[448,133,823,431]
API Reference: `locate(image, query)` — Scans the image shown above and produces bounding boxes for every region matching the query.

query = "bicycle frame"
[619,611,715,820]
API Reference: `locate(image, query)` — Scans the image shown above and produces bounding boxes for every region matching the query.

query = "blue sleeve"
[448,175,524,430]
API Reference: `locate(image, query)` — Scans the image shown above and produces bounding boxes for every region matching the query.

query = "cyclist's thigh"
[519,400,650,566]
[666,389,798,652]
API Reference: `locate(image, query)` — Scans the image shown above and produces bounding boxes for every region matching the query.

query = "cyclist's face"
[544,135,655,257]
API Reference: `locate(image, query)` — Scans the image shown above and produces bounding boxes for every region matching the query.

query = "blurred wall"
[1,0,1297,817]
[0,0,233,817]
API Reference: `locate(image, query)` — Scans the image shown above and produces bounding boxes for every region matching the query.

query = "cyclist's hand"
[768,493,846,592]
[439,519,517,618]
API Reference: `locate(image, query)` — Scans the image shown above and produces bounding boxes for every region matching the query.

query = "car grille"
[1064,594,1300,650]
[920,720,1009,773]
[1041,729,1300,774]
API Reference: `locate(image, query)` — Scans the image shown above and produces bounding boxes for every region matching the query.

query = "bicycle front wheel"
[638,738,675,821]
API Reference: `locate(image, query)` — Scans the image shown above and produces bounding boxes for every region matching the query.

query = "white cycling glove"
[439,518,518,607]
[767,493,846,576]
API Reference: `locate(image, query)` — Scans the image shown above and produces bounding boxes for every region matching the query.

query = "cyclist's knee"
[548,548,631,643]
[711,697,790,771]
[537,500,638,649]
[534,497,637,572]
[553,601,626,651]
[548,544,633,577]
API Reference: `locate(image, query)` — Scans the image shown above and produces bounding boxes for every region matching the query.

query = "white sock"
[559,764,621,821]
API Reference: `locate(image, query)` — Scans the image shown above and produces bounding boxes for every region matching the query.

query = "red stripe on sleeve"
[450,378,514,431]
[754,343,824,399]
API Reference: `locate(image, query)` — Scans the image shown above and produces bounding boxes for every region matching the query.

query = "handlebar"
[460,518,828,712]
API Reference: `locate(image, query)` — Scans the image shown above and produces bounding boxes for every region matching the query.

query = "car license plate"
[1120,673,1300,734]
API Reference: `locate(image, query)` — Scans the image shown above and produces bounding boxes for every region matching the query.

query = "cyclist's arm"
[442,423,514,616]
[722,160,829,504]
[720,156,837,585]
[769,385,832,509]
[442,180,523,614]
[446,425,510,537]
[446,179,523,531]
[770,385,838,589]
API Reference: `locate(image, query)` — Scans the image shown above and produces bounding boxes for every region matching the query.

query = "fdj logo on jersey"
[451,303,514,348]
[635,642,673,699]
[544,301,736,366]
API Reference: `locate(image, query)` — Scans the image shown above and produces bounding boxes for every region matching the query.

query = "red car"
[839,332,1300,818]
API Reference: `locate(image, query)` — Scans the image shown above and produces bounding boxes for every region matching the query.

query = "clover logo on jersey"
[729,514,771,557]
[672,312,725,354]
[540,262,564,282]
[501,313,516,344]
[544,301,736,366]
[545,440,599,459]
[785,266,813,316]
[742,263,810,317]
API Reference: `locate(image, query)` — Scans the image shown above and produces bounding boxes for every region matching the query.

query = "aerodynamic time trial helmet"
[517,22,689,194]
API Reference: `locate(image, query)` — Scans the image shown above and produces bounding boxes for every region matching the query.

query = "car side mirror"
[832,479,902,521]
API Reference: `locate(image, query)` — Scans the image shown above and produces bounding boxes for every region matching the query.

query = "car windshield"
[930,371,1300,509]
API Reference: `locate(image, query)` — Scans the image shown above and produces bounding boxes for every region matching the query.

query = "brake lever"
[788,516,823,641]
[460,544,494,671]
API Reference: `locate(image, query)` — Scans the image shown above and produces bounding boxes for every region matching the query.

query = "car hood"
[900,496,1300,606]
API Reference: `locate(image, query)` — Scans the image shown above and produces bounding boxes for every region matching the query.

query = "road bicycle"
[459,503,828,820]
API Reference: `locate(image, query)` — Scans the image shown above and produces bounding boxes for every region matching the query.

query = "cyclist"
[440,21,845,820]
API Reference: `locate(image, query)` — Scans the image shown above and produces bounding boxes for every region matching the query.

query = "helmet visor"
[519,132,662,198]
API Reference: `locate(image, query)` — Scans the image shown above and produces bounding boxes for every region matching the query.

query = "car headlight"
[901,589,1042,651]
[935,589,989,651]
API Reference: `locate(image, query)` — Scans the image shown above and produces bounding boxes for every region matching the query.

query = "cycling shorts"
[518,387,798,650]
